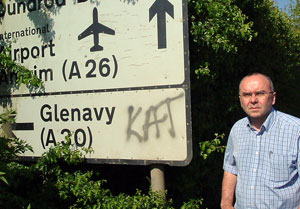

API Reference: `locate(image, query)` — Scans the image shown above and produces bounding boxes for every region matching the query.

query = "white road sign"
[0,0,192,166]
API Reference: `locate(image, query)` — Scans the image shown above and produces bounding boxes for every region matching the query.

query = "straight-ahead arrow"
[149,0,174,49]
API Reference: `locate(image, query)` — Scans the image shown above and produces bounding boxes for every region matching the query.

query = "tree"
[288,0,300,34]
[168,0,300,208]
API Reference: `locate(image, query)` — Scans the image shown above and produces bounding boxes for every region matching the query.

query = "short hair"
[239,72,274,92]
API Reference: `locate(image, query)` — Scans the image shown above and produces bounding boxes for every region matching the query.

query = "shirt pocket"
[268,153,291,182]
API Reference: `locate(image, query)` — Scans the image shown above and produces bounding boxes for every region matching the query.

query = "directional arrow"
[149,0,174,49]
[1,123,33,138]
[11,123,34,131]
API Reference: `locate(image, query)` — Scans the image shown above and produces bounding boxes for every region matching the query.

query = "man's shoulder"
[231,117,248,131]
[276,110,300,127]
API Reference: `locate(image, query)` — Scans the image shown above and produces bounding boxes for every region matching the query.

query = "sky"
[275,0,291,10]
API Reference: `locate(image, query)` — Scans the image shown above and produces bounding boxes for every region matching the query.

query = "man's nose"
[250,94,258,103]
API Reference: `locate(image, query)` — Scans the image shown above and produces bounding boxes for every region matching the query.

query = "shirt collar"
[246,107,276,133]
[262,107,276,132]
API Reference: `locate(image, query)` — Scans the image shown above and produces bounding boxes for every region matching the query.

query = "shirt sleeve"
[297,134,300,175]
[223,129,238,175]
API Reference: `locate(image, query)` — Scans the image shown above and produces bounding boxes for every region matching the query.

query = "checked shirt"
[223,108,300,209]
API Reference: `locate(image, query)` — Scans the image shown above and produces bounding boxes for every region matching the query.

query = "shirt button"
[256,151,259,155]
[251,186,254,189]
[253,168,256,172]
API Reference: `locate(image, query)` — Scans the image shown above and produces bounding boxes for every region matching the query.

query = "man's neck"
[250,116,267,131]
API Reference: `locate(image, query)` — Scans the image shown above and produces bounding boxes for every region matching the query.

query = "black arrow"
[149,0,174,49]
[11,123,34,131]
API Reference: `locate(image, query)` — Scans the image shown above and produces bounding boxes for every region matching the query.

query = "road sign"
[0,0,192,166]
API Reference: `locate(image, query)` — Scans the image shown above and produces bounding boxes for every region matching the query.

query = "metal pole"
[150,164,165,192]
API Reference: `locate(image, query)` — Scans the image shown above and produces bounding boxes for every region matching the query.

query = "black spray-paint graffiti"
[127,92,184,142]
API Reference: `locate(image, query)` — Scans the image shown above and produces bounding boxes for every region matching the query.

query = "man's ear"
[272,92,276,105]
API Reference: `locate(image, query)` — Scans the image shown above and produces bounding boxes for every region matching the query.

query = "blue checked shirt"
[223,108,300,209]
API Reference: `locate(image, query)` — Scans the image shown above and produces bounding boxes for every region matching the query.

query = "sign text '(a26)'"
[62,55,118,82]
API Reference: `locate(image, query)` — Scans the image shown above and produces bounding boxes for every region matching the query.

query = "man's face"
[239,74,276,122]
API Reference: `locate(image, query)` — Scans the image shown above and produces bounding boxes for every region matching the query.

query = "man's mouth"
[249,106,260,110]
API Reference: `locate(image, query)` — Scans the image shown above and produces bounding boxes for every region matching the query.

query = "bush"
[0,136,182,209]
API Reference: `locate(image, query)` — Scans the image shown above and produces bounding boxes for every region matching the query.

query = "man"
[221,73,300,209]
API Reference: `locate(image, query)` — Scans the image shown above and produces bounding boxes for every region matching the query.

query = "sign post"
[150,164,166,193]
[0,0,191,167]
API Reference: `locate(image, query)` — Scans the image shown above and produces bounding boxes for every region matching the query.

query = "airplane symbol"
[78,7,115,52]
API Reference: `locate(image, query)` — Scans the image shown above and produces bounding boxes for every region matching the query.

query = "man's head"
[239,73,276,128]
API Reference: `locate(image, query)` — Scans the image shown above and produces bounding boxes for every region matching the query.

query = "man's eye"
[243,93,251,97]
[256,92,265,96]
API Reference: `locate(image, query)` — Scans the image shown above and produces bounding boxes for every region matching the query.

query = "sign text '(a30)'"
[39,103,116,149]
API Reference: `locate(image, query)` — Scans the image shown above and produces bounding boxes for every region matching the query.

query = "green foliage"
[0,46,43,88]
[35,137,91,177]
[189,0,255,54]
[0,137,177,209]
[98,190,172,209]
[180,199,204,209]
[199,133,226,160]
[0,109,33,162]
[0,43,43,208]
[56,171,108,208]
[168,0,300,208]
[0,172,8,185]
[0,109,16,124]
[35,141,173,208]
[0,136,33,162]
[287,0,300,35]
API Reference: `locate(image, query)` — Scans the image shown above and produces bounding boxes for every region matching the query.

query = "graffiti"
[127,92,184,142]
